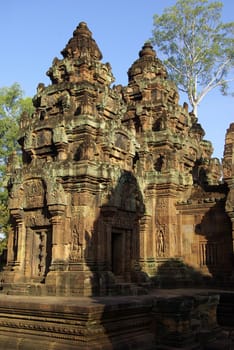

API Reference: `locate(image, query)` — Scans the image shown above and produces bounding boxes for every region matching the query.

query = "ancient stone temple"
[2,22,234,298]
[1,22,234,350]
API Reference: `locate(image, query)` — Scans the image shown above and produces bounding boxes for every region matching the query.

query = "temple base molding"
[0,289,232,350]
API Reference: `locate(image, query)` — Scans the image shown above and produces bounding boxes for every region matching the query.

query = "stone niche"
[1,21,234,298]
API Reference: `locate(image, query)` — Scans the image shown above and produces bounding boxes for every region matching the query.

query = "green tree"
[0,83,33,238]
[151,0,234,116]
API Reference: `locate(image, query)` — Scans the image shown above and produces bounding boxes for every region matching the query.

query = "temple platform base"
[0,289,232,350]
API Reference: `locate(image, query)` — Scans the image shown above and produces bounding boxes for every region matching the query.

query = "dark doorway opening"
[111,231,124,276]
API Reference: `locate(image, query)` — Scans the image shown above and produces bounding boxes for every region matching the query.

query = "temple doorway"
[111,231,125,277]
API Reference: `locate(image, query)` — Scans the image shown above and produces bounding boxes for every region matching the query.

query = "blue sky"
[0,0,233,160]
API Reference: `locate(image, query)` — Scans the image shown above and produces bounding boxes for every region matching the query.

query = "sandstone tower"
[2,22,233,296]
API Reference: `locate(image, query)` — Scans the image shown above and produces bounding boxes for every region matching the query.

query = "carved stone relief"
[69,223,83,261]
[24,179,45,208]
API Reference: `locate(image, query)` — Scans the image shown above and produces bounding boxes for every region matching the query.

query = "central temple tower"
[3,22,233,296]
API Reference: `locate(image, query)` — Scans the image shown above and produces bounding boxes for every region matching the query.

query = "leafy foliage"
[0,83,34,237]
[151,0,234,116]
